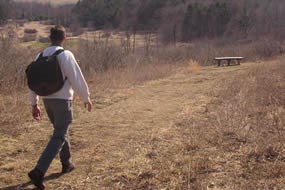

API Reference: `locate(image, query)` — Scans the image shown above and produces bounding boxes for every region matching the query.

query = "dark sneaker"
[62,162,75,174]
[28,168,45,190]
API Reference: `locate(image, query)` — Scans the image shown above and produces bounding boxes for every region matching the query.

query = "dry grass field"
[0,53,284,189]
[0,19,284,190]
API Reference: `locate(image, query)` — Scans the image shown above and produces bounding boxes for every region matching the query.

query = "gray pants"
[36,99,73,174]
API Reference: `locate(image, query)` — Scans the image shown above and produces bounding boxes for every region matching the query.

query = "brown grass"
[175,59,285,189]
[1,57,284,189]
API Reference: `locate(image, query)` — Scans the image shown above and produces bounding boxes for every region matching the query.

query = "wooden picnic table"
[214,57,244,66]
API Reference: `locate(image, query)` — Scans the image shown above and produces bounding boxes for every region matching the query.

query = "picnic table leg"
[227,59,231,66]
[217,60,221,66]
[237,59,241,65]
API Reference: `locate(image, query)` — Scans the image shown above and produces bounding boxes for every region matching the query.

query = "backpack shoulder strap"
[52,49,67,80]
[52,49,65,56]
[37,52,44,59]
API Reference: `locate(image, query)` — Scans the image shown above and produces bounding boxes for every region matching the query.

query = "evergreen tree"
[0,0,12,24]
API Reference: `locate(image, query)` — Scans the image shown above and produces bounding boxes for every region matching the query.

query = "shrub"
[24,28,38,34]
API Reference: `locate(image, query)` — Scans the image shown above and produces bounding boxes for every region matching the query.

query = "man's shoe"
[28,168,45,190]
[62,162,75,174]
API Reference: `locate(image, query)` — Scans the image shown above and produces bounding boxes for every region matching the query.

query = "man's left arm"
[62,51,92,112]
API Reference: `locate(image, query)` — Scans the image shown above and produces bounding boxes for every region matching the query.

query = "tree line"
[0,0,74,26]
[0,0,13,24]
[73,0,285,42]
[1,0,285,42]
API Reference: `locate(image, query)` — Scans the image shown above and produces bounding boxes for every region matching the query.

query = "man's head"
[50,25,66,44]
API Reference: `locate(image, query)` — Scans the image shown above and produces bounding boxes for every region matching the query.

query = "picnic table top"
[214,57,244,60]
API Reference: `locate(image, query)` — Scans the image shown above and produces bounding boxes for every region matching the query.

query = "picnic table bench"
[214,57,244,66]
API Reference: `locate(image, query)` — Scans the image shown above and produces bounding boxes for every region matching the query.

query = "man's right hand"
[84,99,92,112]
[32,105,41,121]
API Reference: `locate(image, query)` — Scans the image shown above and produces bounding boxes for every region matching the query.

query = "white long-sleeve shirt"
[29,46,90,105]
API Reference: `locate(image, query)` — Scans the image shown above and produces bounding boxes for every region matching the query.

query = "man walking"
[28,25,92,189]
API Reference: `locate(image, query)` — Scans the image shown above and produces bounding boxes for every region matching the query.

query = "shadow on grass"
[0,172,63,190]
[215,63,241,67]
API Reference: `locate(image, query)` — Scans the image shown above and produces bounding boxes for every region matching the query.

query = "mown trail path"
[0,62,256,189]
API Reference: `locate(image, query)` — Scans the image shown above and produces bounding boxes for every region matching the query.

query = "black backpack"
[26,49,66,96]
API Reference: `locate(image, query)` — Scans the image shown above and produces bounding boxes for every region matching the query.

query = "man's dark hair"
[50,25,65,43]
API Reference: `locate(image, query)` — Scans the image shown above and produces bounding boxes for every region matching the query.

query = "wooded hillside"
[74,0,285,42]
[1,0,285,42]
